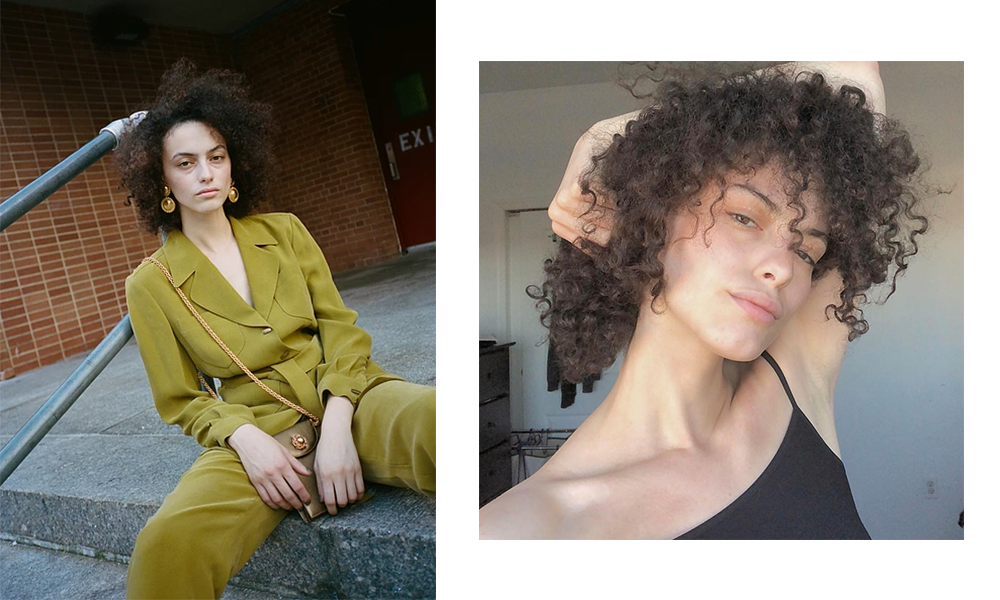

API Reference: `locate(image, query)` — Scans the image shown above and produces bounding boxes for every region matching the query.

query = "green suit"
[123,212,435,598]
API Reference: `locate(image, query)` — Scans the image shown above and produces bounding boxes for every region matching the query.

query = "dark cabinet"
[479,342,513,506]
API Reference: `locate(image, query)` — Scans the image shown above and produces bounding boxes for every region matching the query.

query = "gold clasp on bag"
[291,433,308,451]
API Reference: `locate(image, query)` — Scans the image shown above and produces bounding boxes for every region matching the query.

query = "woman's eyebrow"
[732,183,828,242]
[732,183,779,214]
[171,145,226,160]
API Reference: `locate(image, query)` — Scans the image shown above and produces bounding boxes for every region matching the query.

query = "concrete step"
[0,538,285,599]
[0,433,435,599]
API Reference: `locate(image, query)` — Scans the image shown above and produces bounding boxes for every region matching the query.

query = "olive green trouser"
[125,380,435,599]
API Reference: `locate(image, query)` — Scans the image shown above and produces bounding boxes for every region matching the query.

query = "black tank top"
[676,351,871,539]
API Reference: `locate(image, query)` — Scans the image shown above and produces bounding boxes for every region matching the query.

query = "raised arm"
[547,112,635,247]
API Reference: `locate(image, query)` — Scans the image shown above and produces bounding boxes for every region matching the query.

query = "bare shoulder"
[767,269,850,396]
[480,474,575,539]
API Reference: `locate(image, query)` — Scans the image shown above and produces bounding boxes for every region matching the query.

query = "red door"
[343,0,435,249]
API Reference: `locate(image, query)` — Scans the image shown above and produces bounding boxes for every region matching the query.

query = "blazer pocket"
[177,318,247,372]
[273,267,315,322]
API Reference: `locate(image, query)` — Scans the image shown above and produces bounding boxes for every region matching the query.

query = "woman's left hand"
[314,394,364,514]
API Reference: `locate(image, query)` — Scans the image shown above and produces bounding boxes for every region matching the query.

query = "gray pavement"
[0,538,286,599]
[0,243,436,599]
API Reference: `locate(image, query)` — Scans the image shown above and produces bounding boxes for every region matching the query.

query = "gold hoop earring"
[161,185,176,213]
[228,182,239,203]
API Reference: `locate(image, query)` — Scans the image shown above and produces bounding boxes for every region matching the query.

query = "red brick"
[1,0,409,373]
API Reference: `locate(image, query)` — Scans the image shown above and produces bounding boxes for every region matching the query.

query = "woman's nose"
[196,161,213,182]
[754,236,795,287]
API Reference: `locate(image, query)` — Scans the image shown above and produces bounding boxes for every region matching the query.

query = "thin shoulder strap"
[760,350,798,409]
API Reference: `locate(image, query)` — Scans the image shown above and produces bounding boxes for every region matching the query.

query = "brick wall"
[0,0,400,379]
[236,1,401,271]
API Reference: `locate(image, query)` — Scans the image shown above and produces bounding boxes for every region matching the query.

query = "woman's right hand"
[548,113,637,247]
[227,423,312,511]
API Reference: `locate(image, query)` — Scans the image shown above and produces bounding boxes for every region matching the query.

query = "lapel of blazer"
[161,215,279,327]
[231,215,280,322]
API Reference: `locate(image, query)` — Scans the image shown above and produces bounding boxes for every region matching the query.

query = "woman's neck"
[179,209,235,256]
[594,305,741,452]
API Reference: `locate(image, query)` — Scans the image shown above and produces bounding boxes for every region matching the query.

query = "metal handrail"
[0,316,134,484]
[0,111,146,232]
[0,112,147,485]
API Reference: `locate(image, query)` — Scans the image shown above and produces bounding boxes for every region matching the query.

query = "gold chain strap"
[140,256,320,426]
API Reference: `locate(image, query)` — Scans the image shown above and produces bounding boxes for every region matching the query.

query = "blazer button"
[262,327,273,335]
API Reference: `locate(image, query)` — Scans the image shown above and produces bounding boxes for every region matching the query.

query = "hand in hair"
[547,112,638,247]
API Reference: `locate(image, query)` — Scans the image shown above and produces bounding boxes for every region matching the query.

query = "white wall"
[478,62,964,540]
[833,62,964,540]
[479,80,646,337]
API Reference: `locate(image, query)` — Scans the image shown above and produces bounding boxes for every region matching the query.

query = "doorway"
[339,0,435,250]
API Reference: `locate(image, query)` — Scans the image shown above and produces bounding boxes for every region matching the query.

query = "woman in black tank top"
[480,62,930,540]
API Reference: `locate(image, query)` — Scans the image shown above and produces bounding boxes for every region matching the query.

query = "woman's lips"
[197,189,218,197]
[731,294,778,323]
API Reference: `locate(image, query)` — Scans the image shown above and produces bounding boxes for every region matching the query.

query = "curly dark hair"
[531,64,936,383]
[114,58,278,235]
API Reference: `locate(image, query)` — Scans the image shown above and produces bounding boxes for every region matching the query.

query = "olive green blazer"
[125,212,401,448]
